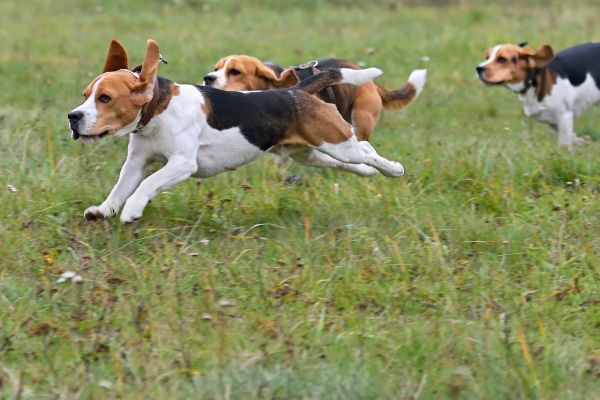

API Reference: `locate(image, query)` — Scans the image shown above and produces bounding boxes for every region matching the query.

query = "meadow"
[0,0,599,398]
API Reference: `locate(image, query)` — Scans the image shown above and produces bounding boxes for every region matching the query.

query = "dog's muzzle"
[68,110,83,140]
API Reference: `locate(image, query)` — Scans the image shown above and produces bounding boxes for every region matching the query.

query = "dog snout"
[68,110,84,124]
[203,74,217,85]
[476,66,485,75]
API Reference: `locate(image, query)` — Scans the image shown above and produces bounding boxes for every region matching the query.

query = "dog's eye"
[98,94,111,103]
[497,56,507,64]
[229,69,241,76]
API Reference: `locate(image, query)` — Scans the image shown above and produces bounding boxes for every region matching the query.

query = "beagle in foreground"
[68,39,405,223]
[203,55,426,141]
[477,42,600,147]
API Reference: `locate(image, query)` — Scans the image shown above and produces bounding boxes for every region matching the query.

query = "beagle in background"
[203,55,427,141]
[68,39,405,223]
[477,42,600,147]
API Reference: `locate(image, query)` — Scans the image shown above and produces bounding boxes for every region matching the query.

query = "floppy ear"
[132,39,160,105]
[531,44,554,68]
[522,45,554,68]
[103,39,128,72]
[256,64,300,88]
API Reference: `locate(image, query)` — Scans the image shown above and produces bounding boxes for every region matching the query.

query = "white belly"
[193,126,264,177]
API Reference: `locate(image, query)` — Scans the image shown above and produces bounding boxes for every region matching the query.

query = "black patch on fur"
[196,86,296,151]
[549,43,600,89]
[295,69,343,95]
[156,76,173,103]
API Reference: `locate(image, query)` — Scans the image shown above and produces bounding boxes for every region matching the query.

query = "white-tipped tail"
[408,69,427,96]
[340,67,383,86]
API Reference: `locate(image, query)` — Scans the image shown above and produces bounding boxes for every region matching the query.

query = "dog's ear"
[256,64,300,88]
[532,44,554,67]
[272,68,300,88]
[132,39,160,106]
[522,44,554,68]
[103,39,128,73]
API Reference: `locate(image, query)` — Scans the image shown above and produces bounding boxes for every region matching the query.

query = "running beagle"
[203,55,426,141]
[68,39,405,223]
[477,42,599,147]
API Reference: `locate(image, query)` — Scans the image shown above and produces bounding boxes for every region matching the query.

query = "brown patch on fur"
[103,39,128,73]
[214,55,299,91]
[354,82,383,140]
[535,67,558,101]
[376,81,416,110]
[279,91,352,147]
[155,83,180,116]
[91,71,143,135]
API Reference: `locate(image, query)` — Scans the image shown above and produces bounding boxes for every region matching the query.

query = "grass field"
[1,0,599,398]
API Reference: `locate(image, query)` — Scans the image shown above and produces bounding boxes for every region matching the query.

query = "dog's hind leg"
[316,135,404,177]
[287,147,379,176]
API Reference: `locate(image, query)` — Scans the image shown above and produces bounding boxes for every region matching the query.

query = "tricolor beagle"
[68,39,405,223]
[477,42,600,147]
[203,55,427,141]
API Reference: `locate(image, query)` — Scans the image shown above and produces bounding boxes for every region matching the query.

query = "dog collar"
[518,68,538,95]
[133,76,160,133]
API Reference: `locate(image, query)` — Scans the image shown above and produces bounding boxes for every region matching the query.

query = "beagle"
[477,42,600,147]
[68,39,405,223]
[203,55,426,141]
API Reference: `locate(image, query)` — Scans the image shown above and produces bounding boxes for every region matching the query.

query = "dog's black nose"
[476,66,485,74]
[68,111,84,123]
[203,75,217,85]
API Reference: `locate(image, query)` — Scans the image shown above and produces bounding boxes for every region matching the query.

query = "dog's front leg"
[557,111,575,148]
[84,153,149,221]
[120,155,197,223]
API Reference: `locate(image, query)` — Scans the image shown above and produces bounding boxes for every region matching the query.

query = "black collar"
[518,68,538,95]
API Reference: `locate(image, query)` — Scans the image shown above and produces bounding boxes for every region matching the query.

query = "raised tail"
[295,67,383,95]
[376,69,427,110]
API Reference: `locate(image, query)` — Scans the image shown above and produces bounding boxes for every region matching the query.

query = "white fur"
[479,45,501,67]
[75,70,403,223]
[517,73,600,147]
[71,77,102,137]
[408,69,427,96]
[340,67,382,85]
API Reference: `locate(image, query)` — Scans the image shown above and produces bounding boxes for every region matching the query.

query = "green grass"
[1,0,599,398]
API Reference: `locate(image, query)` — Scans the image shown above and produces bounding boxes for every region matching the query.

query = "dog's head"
[476,43,554,89]
[202,55,299,91]
[67,39,160,141]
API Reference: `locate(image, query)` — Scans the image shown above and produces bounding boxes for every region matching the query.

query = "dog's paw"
[84,204,117,221]
[385,161,405,177]
[120,199,145,224]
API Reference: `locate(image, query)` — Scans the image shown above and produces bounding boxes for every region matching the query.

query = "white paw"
[119,199,146,224]
[84,204,117,221]
[387,161,405,177]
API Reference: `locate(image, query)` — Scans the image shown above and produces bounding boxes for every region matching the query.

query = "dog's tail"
[376,69,427,110]
[295,67,383,95]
